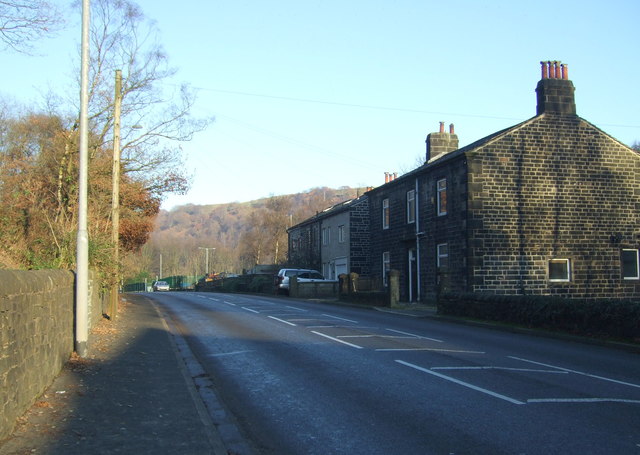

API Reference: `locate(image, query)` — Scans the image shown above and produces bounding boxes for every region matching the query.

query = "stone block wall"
[349,197,370,276]
[0,270,75,440]
[467,114,640,298]
[0,269,106,440]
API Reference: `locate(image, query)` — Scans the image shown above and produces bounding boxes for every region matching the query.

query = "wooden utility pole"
[110,69,122,319]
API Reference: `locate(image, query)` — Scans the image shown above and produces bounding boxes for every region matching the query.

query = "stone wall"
[467,114,640,298]
[0,270,106,441]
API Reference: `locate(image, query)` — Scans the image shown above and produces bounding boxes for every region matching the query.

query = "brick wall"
[0,270,106,440]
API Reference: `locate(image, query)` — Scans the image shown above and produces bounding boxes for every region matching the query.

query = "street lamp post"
[198,247,216,276]
[75,0,90,358]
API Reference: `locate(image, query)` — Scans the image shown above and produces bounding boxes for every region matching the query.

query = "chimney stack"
[536,60,576,115]
[426,122,459,162]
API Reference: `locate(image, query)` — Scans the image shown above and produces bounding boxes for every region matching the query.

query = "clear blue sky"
[3,0,639,210]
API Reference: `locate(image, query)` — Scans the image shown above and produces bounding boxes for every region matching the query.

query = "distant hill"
[146,186,367,275]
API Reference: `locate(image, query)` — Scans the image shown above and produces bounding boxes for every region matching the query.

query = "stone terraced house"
[287,196,370,279]
[288,61,640,302]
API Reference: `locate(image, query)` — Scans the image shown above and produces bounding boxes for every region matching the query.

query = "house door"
[335,258,348,278]
[408,248,417,302]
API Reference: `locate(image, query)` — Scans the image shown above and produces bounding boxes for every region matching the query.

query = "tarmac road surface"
[151,291,640,455]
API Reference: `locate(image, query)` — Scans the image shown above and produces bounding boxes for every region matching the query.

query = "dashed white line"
[396,360,525,405]
[224,301,236,306]
[312,331,363,349]
[241,307,259,314]
[377,348,485,354]
[510,356,640,389]
[285,306,307,312]
[386,328,443,343]
[528,398,640,404]
[322,314,358,323]
[208,350,253,357]
[432,366,568,374]
[268,316,297,326]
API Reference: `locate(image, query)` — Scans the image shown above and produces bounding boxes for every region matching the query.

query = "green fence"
[123,275,201,292]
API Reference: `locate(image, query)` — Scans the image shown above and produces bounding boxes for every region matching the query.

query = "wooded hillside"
[126,186,367,281]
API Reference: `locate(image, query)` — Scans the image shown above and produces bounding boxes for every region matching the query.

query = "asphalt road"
[148,292,640,455]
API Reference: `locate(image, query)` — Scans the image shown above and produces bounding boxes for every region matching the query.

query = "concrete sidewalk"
[0,295,229,455]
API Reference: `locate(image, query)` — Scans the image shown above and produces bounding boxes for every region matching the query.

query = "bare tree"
[0,0,63,53]
[78,0,212,200]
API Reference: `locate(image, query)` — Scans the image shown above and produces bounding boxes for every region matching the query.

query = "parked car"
[152,280,170,292]
[275,268,329,294]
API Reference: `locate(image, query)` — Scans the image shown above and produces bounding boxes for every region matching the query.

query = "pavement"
[0,294,230,455]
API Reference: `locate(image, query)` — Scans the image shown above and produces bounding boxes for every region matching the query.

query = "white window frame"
[622,249,640,280]
[549,258,571,282]
[437,243,448,269]
[437,178,447,216]
[382,251,391,286]
[382,198,390,229]
[322,227,330,246]
[406,189,416,224]
[338,225,345,243]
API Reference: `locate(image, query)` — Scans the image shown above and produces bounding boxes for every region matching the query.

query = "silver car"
[275,268,325,294]
[152,280,170,291]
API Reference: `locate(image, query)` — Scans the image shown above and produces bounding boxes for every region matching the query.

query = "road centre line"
[386,328,443,343]
[241,307,260,314]
[528,397,640,404]
[224,301,236,306]
[285,306,307,312]
[396,360,525,405]
[322,314,359,323]
[432,366,568,374]
[509,356,640,389]
[379,348,486,354]
[268,316,297,326]
[339,334,436,340]
[312,331,363,349]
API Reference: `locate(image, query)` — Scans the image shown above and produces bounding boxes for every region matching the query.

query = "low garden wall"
[438,292,640,343]
[0,270,106,441]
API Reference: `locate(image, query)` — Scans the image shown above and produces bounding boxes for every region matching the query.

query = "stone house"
[287,196,370,279]
[366,61,640,302]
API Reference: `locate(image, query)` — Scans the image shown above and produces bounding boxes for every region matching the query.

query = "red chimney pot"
[540,61,548,79]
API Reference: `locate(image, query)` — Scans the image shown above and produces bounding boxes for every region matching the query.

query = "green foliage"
[438,293,640,343]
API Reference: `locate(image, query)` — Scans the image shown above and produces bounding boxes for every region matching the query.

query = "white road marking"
[528,398,640,404]
[432,366,568,374]
[396,360,525,405]
[224,301,236,306]
[285,306,307,312]
[322,314,359,323]
[386,328,443,343]
[510,356,640,389]
[378,348,485,354]
[268,316,297,326]
[312,331,363,349]
[209,350,253,357]
[241,307,259,313]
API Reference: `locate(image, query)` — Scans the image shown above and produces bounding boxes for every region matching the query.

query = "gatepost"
[389,269,400,308]
[289,275,299,298]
